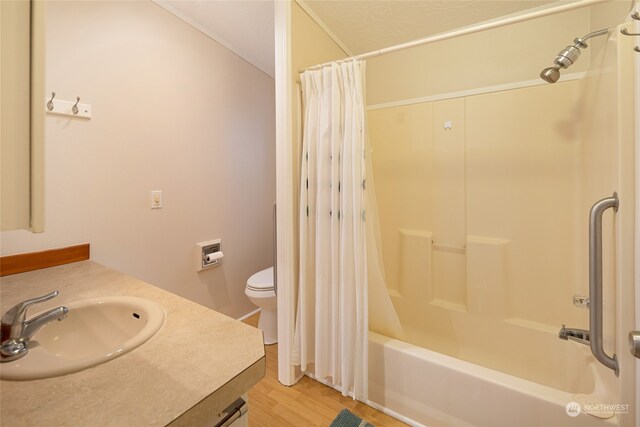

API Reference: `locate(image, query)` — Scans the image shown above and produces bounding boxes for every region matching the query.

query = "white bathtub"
[367,332,619,427]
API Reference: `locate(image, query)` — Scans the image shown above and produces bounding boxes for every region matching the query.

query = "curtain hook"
[621,28,640,36]
[47,92,56,111]
[72,96,80,114]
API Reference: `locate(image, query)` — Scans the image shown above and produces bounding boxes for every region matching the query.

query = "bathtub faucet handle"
[572,295,589,308]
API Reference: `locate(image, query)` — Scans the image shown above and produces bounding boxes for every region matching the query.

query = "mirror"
[1,0,45,233]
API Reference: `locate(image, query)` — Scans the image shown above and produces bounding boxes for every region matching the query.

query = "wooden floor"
[243,313,407,427]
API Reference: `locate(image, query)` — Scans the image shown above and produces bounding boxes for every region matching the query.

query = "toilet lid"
[247,267,274,291]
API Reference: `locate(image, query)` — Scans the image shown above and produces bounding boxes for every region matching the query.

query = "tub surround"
[0,261,265,426]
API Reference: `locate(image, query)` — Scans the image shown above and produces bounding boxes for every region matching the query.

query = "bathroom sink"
[0,296,165,380]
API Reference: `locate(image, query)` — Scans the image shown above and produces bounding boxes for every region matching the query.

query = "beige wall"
[366,3,630,106]
[0,1,276,319]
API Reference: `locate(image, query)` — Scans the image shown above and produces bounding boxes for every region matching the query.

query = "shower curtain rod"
[299,0,611,73]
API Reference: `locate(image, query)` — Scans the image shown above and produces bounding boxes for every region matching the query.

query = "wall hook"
[47,92,56,111]
[72,97,80,114]
[620,28,640,36]
[631,12,640,20]
[635,46,640,52]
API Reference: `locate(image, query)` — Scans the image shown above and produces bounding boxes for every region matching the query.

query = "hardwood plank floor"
[243,313,407,427]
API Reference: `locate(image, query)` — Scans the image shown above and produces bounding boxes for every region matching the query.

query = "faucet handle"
[573,295,590,308]
[1,291,60,327]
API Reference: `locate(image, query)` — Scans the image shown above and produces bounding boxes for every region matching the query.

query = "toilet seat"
[246,267,274,292]
[245,287,276,302]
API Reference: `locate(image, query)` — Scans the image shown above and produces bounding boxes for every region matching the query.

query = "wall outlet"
[151,191,162,209]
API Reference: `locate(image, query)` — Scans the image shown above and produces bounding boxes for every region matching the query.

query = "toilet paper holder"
[196,240,223,272]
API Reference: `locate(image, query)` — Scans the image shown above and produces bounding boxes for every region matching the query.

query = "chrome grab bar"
[630,331,640,358]
[589,193,619,376]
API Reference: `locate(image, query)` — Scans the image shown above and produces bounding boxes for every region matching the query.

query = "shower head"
[539,28,610,83]
[540,66,561,83]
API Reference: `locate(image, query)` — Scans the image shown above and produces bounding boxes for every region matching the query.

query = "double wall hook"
[72,97,80,115]
[47,92,56,111]
[44,93,91,119]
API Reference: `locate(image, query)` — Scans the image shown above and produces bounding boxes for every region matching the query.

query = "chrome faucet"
[1,291,69,362]
[559,324,590,346]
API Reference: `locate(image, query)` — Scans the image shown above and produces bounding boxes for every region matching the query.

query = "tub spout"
[559,324,590,346]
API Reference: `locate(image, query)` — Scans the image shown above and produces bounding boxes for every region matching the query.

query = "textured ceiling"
[302,0,566,55]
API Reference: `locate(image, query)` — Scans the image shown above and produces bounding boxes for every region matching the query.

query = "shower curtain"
[293,60,402,400]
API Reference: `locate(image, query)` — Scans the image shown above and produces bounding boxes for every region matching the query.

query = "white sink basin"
[0,296,165,381]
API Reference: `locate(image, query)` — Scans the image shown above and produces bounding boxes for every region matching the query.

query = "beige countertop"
[0,261,265,426]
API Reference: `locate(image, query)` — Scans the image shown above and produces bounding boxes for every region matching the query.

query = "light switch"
[151,191,162,209]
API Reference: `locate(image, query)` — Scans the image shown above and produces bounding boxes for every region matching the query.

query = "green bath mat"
[330,409,375,427]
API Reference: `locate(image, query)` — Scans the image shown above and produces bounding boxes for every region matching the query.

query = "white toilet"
[245,267,277,345]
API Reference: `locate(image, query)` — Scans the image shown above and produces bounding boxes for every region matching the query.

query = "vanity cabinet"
[0,261,266,426]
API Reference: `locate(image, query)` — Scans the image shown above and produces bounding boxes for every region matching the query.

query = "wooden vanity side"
[0,243,90,276]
